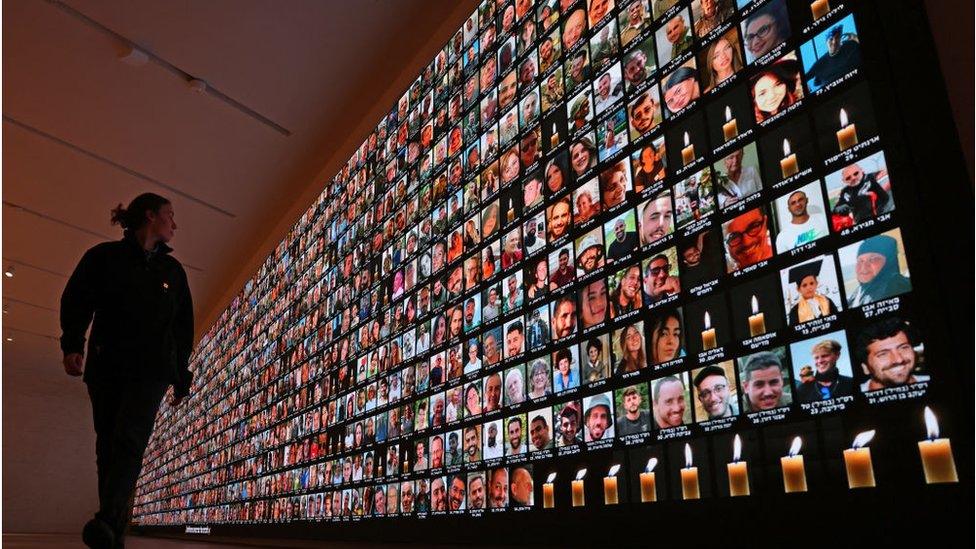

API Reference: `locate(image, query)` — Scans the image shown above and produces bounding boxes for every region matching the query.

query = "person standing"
[60,193,193,549]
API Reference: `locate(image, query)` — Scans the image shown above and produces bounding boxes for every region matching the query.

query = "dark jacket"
[60,233,194,397]
[795,375,855,404]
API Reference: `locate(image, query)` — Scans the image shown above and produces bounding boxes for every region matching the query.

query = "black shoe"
[82,517,116,549]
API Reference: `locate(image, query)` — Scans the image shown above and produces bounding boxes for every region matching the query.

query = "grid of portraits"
[133,0,930,525]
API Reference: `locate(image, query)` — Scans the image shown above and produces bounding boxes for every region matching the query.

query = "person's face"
[530,419,549,448]
[862,331,916,387]
[147,203,177,243]
[654,380,686,427]
[614,219,627,241]
[490,470,508,506]
[464,429,479,454]
[624,391,641,414]
[486,375,501,407]
[590,0,610,21]
[813,349,839,374]
[465,301,475,321]
[560,413,578,441]
[628,2,643,24]
[598,75,611,97]
[655,317,680,361]
[588,345,601,363]
[711,38,734,74]
[841,164,865,187]
[564,12,585,48]
[470,477,485,508]
[535,260,548,281]
[621,267,641,299]
[744,366,785,410]
[583,280,608,324]
[508,276,518,294]
[797,275,819,299]
[642,198,672,242]
[450,479,466,510]
[702,0,716,16]
[586,405,610,439]
[555,302,576,336]
[624,326,642,353]
[466,387,480,411]
[745,14,779,57]
[624,52,647,83]
[468,343,479,362]
[546,163,564,192]
[540,39,554,61]
[665,78,698,112]
[648,258,669,287]
[856,251,890,285]
[506,330,523,356]
[488,288,498,305]
[432,479,446,510]
[503,5,515,29]
[570,143,591,174]
[550,202,571,236]
[787,192,809,217]
[724,149,743,174]
[508,421,522,448]
[697,374,731,418]
[558,357,570,374]
[666,16,686,44]
[532,367,548,390]
[485,335,498,359]
[753,74,787,114]
[500,75,517,106]
[631,95,656,132]
[727,209,768,264]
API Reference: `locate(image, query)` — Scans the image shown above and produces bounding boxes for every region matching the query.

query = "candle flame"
[839,108,849,127]
[704,311,711,330]
[684,443,693,468]
[725,105,732,122]
[852,430,875,449]
[788,436,802,457]
[750,295,759,315]
[575,468,587,480]
[733,434,742,462]
[608,464,621,477]
[924,406,940,439]
[683,131,690,147]
[645,458,658,472]
[546,472,557,483]
[782,138,791,156]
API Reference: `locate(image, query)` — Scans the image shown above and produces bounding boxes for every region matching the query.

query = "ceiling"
[3,0,478,352]
[1,0,475,531]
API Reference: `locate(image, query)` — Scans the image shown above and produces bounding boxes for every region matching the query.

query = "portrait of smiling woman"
[751,56,804,122]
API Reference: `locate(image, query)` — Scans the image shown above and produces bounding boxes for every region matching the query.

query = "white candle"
[781,436,807,493]
[844,430,876,489]
[603,464,621,505]
[640,458,658,502]
[681,443,700,500]
[918,407,958,484]
[571,468,587,507]
[727,434,750,496]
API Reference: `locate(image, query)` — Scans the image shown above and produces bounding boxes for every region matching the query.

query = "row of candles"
[542,407,957,508]
[680,107,859,173]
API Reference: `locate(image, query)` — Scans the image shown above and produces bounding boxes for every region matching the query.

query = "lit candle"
[603,464,621,505]
[640,458,658,502]
[844,430,876,489]
[781,436,807,493]
[722,106,738,141]
[747,295,766,337]
[836,108,858,151]
[543,472,557,508]
[681,131,695,166]
[550,123,559,149]
[810,0,830,20]
[918,407,958,484]
[701,312,717,351]
[681,443,700,500]
[571,468,587,507]
[727,434,750,497]
[780,139,798,178]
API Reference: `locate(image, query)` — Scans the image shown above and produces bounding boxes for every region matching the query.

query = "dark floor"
[2,533,526,548]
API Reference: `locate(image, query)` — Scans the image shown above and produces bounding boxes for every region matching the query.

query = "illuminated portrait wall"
[132,0,960,531]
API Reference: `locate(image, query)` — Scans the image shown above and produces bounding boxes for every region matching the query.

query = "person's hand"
[63,353,84,376]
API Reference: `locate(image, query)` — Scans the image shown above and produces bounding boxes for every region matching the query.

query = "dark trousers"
[87,378,169,542]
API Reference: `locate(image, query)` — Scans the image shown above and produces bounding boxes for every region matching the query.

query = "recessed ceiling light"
[4,266,14,278]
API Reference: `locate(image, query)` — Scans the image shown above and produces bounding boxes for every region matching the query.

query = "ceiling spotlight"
[4,334,13,342]
[2,303,8,314]
[119,45,149,67]
[4,265,13,278]
[188,79,208,94]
